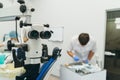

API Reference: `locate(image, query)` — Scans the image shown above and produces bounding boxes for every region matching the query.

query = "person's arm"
[67,51,79,61]
[67,51,74,57]
[88,50,94,60]
[23,37,29,43]
[88,40,96,61]
[83,51,94,64]
[0,42,5,47]
[0,44,4,47]
[21,28,29,43]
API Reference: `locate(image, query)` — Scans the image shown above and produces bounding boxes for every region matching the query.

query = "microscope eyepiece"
[28,30,39,39]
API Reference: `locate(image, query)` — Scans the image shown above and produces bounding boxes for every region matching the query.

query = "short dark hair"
[78,33,90,45]
[0,2,3,8]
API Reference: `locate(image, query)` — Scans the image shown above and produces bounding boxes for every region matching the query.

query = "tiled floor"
[48,74,59,80]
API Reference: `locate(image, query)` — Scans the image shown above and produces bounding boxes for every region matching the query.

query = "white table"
[60,65,106,80]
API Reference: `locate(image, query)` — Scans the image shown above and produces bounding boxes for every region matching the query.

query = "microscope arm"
[36,47,61,80]
[36,58,55,80]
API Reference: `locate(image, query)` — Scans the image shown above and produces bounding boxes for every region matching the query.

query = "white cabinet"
[60,65,106,80]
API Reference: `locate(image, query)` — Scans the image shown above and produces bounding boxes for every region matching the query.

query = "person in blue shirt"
[0,31,19,47]
[0,31,20,63]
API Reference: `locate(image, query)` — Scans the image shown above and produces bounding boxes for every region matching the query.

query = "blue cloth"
[73,55,79,61]
[0,54,5,64]
[9,31,17,38]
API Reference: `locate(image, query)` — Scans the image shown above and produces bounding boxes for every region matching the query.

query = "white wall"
[0,0,32,42]
[1,0,120,77]
[30,0,120,76]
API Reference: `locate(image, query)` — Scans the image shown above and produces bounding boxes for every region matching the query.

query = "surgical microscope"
[6,0,62,80]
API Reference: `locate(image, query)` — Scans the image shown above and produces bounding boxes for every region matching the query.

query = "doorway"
[104,9,120,80]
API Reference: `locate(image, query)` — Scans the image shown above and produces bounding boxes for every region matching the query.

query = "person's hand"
[83,59,89,64]
[73,55,79,61]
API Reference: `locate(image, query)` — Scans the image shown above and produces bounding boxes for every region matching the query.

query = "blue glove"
[73,55,79,61]
[83,59,89,64]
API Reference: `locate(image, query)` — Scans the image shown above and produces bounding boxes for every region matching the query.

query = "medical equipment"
[36,47,61,80]
[60,64,106,80]
[67,63,101,74]
[0,2,3,8]
[0,0,61,80]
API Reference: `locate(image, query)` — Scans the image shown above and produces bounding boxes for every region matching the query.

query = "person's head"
[9,31,18,41]
[78,33,90,45]
[0,2,3,8]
